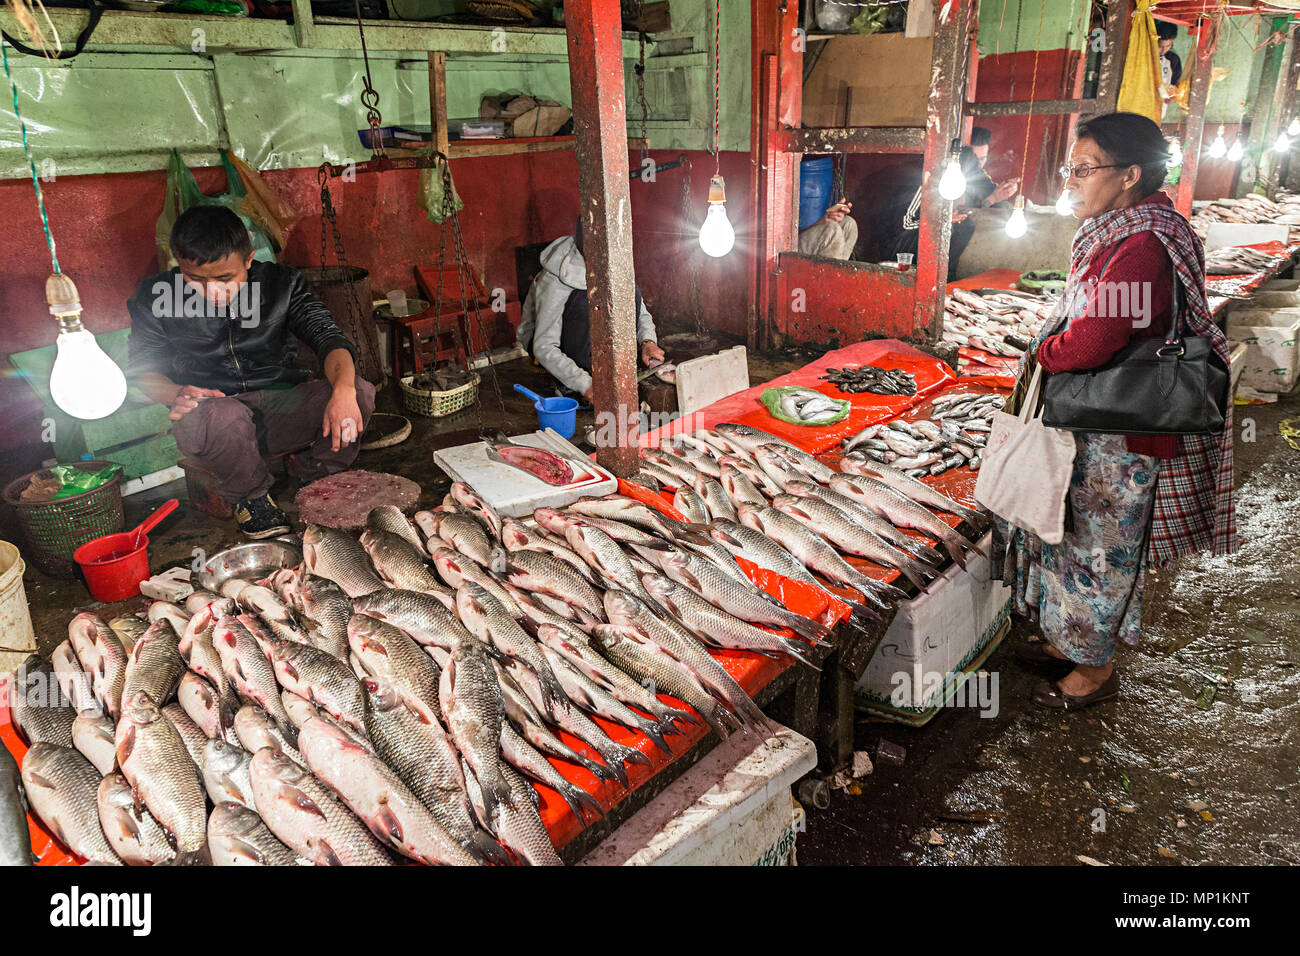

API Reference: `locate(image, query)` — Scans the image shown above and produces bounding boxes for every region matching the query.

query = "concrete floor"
[12,338,1298,867]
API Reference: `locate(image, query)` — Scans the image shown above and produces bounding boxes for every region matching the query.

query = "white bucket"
[0,540,35,656]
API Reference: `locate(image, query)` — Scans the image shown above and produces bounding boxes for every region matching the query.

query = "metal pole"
[913,0,972,343]
[1176,22,1216,219]
[566,0,639,476]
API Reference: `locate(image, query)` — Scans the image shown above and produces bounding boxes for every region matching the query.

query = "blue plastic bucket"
[799,156,834,230]
[535,396,578,439]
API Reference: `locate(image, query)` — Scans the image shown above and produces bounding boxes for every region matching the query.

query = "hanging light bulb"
[1167,138,1183,167]
[1289,117,1300,138]
[46,274,127,421]
[1274,131,1291,153]
[698,175,735,258]
[938,139,967,201]
[1005,197,1028,239]
[1207,126,1227,159]
[1227,137,1244,162]
[1055,189,1073,216]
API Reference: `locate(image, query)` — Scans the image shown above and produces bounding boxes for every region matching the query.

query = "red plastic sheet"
[0,678,79,866]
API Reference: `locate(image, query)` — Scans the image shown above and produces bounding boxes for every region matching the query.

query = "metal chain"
[317,164,384,382]
[633,0,649,160]
[354,0,385,158]
[679,161,705,338]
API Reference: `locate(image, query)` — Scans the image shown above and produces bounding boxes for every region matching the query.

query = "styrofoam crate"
[1261,279,1300,292]
[1226,310,1300,393]
[1230,342,1248,392]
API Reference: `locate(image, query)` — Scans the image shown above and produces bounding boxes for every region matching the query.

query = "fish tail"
[579,753,623,786]
[560,781,605,823]
[471,830,516,866]
[614,742,653,769]
[597,753,630,788]
[780,612,833,645]
[637,717,674,755]
[941,536,970,570]
[778,637,822,670]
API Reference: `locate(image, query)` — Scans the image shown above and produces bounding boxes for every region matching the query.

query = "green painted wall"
[976,0,1089,56]
[1160,16,1266,126]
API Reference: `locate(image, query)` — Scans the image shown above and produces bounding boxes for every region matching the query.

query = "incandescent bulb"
[1055,189,1073,216]
[1227,138,1244,162]
[1274,132,1291,153]
[1167,140,1183,166]
[938,156,967,201]
[1289,118,1300,137]
[699,203,735,258]
[1005,202,1027,239]
[50,325,128,420]
[1207,126,1227,159]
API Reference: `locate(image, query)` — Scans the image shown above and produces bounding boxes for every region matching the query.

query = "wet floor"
[798,390,1300,866]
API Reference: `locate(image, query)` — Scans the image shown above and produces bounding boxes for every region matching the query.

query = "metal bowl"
[191,538,302,594]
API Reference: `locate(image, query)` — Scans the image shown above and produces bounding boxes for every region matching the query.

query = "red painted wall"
[1162,121,1246,200]
[0,147,751,455]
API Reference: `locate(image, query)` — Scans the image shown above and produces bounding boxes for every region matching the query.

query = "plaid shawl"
[1066,192,1237,564]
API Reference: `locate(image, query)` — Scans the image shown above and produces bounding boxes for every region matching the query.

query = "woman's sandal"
[1015,640,1073,669]
[1032,672,1120,710]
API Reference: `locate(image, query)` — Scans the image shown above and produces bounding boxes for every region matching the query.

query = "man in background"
[798,197,859,260]
[1157,21,1182,100]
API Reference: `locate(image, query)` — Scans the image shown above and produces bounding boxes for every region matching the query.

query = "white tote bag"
[973,365,1077,545]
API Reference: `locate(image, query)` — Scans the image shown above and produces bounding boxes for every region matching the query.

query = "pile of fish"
[841,391,1004,476]
[943,287,1053,357]
[819,366,917,396]
[1203,244,1289,276]
[766,387,848,425]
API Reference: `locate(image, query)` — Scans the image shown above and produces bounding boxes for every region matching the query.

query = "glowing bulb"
[1289,118,1300,137]
[50,323,128,421]
[938,156,967,201]
[1005,199,1027,239]
[1167,139,1183,167]
[1274,132,1291,154]
[1055,189,1073,216]
[698,175,735,258]
[1227,138,1244,162]
[1207,126,1227,159]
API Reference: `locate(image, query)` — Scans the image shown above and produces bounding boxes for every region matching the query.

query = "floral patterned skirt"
[992,433,1161,666]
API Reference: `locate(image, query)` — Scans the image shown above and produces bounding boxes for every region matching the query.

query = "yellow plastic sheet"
[1117,0,1163,125]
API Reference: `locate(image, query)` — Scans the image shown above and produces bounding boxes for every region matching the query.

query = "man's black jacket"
[127,261,355,394]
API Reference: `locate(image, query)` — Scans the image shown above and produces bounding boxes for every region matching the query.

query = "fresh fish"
[0,744,32,866]
[70,613,127,721]
[248,746,395,866]
[566,495,678,540]
[463,759,561,866]
[365,505,423,552]
[640,447,702,487]
[736,504,904,610]
[51,640,98,717]
[431,547,522,616]
[753,443,807,488]
[436,511,499,567]
[21,743,119,864]
[695,475,738,523]
[223,580,306,646]
[361,527,444,593]
[107,614,148,652]
[296,575,352,659]
[591,625,735,739]
[623,470,661,494]
[499,719,602,821]
[503,549,604,617]
[538,508,663,548]
[538,643,672,753]
[96,772,176,865]
[207,802,303,866]
[718,461,768,509]
[771,494,938,590]
[263,634,367,734]
[146,601,190,635]
[352,587,472,650]
[828,474,984,568]
[638,460,686,490]
[347,614,442,726]
[564,523,654,603]
[115,691,207,857]
[714,423,834,483]
[201,738,255,809]
[178,671,237,742]
[604,590,769,733]
[162,701,208,765]
[302,524,384,598]
[671,443,723,479]
[500,519,600,587]
[298,717,479,866]
[640,572,818,666]
[719,455,782,497]
[438,632,513,818]
[487,443,575,487]
[71,713,117,776]
[213,614,295,737]
[496,665,621,787]
[362,677,509,866]
[706,520,823,587]
[839,455,984,522]
[782,479,945,563]
[456,583,567,718]
[122,618,185,709]
[9,655,77,747]
[234,705,303,765]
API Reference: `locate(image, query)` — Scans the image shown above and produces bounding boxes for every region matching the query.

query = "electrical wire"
[1016,0,1050,198]
[2,37,58,274]
[711,0,721,171]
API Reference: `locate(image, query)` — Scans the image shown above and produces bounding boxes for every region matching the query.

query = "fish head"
[250,745,306,785]
[361,676,403,713]
[641,573,674,602]
[602,588,645,625]
[210,801,261,837]
[202,737,244,773]
[346,614,390,664]
[121,689,165,729]
[499,520,531,549]
[783,478,815,495]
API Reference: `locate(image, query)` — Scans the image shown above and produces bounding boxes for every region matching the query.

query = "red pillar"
[1176,21,1217,218]
[566,0,640,476]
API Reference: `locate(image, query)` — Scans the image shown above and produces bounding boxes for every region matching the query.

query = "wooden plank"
[1176,24,1216,218]
[428,51,450,157]
[788,126,926,153]
[443,136,648,159]
[968,96,1097,117]
[289,0,314,49]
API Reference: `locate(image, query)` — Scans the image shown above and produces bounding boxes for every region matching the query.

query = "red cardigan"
[1036,225,1179,459]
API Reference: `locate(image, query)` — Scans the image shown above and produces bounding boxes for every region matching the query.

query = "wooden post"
[566,0,639,477]
[913,0,973,343]
[1239,17,1290,196]
[428,52,450,157]
[290,0,315,49]
[1262,30,1299,191]
[1176,23,1216,218]
[1281,35,1300,189]
[1083,0,1129,119]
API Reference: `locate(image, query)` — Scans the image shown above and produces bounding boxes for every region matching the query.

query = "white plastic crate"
[1225,309,1300,394]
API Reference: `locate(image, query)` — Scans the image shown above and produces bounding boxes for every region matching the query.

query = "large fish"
[69,613,127,721]
[248,746,395,866]
[563,524,654,603]
[207,802,303,867]
[500,519,600,586]
[462,759,561,866]
[201,738,255,809]
[298,717,479,866]
[435,512,499,567]
[438,637,513,819]
[162,703,208,765]
[96,772,176,865]
[115,691,207,858]
[828,474,984,568]
[0,744,32,866]
[782,479,944,563]
[455,582,567,717]
[233,706,303,765]
[365,505,424,552]
[718,461,769,509]
[21,743,118,864]
[71,713,117,776]
[213,614,295,737]
[694,476,738,523]
[262,635,367,735]
[450,481,505,540]
[177,671,237,742]
[297,575,353,659]
[502,549,604,618]
[352,587,471,650]
[9,655,77,748]
[838,454,984,522]
[347,613,442,726]
[281,691,374,754]
[566,495,679,540]
[107,614,148,653]
[714,422,835,483]
[673,487,708,523]
[302,524,384,598]
[51,640,98,717]
[223,580,306,646]
[431,548,521,615]
[121,618,186,709]
[361,527,445,593]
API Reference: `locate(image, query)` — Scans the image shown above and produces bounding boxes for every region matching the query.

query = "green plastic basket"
[2,460,125,578]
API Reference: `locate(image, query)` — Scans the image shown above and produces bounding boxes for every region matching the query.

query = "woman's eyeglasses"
[1058,163,1125,180]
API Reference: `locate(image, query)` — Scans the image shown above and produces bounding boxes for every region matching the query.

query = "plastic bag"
[419,152,464,225]
[226,150,300,252]
[760,386,850,426]
[49,463,122,500]
[155,149,277,270]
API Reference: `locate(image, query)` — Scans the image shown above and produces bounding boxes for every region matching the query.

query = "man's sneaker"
[234,494,291,539]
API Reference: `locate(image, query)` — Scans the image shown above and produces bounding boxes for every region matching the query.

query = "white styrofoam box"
[578,726,816,866]
[675,346,750,416]
[433,428,617,518]
[855,530,1010,713]
[1240,291,1300,309]
[1225,310,1300,393]
[1230,342,1248,392]
[140,567,195,603]
[1262,278,1300,292]
[1204,222,1290,251]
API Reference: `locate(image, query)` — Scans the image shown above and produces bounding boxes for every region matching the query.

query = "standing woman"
[994,112,1236,709]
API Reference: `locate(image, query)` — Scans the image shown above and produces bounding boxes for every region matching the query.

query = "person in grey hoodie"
[517,223,664,401]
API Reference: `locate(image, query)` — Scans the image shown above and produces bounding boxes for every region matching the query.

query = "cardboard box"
[509,104,571,138]
[802,33,934,128]
[1226,309,1300,393]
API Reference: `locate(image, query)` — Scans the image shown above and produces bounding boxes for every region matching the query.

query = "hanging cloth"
[1117,0,1163,125]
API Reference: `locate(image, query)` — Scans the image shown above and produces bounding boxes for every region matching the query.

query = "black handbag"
[1040,261,1229,436]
